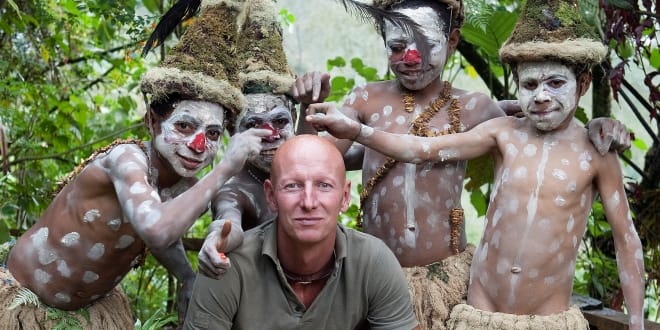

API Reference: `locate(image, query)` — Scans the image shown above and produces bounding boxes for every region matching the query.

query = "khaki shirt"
[184,221,417,330]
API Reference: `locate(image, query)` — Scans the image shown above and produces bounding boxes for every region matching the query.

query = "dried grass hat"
[499,0,607,67]
[141,0,295,133]
[140,1,246,133]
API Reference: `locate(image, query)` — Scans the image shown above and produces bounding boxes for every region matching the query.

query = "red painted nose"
[261,123,280,143]
[189,133,206,153]
[402,49,421,64]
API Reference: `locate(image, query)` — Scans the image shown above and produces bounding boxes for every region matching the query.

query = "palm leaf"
[8,287,40,310]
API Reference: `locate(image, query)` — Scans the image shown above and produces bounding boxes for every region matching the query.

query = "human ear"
[340,181,351,212]
[577,72,592,97]
[446,28,460,56]
[264,179,278,212]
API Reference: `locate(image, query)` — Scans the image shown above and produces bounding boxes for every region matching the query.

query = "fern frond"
[8,287,40,310]
[464,0,495,32]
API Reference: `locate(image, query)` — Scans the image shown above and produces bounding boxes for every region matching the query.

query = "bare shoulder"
[452,87,505,130]
[344,81,398,113]
[99,143,148,169]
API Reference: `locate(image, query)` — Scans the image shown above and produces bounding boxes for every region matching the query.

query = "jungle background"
[0,0,657,328]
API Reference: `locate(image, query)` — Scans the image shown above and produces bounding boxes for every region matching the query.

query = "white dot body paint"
[514,130,528,143]
[35,269,51,284]
[82,209,101,223]
[579,151,592,171]
[57,260,71,277]
[144,209,162,228]
[566,181,577,192]
[438,148,459,162]
[465,97,477,111]
[523,144,537,157]
[610,190,621,206]
[395,115,406,125]
[506,144,518,157]
[60,232,80,247]
[492,209,503,227]
[38,249,58,265]
[31,227,49,246]
[554,196,566,206]
[392,176,404,187]
[129,182,148,195]
[87,243,105,260]
[514,167,527,179]
[561,158,570,166]
[83,271,100,284]
[55,292,71,303]
[116,235,135,249]
[107,219,121,231]
[370,113,380,122]
[347,92,357,105]
[479,243,489,262]
[566,215,575,232]
[360,125,375,137]
[362,90,369,101]
[552,169,567,181]
[383,105,393,117]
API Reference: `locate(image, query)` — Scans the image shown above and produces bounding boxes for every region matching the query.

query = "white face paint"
[153,100,225,177]
[239,93,295,173]
[384,6,448,90]
[517,62,579,131]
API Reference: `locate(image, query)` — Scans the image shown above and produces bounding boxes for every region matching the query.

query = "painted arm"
[149,239,195,324]
[596,153,645,330]
[198,190,246,278]
[107,128,270,250]
[306,102,500,163]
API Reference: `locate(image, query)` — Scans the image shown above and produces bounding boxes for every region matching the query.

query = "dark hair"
[379,0,455,39]
[149,93,186,118]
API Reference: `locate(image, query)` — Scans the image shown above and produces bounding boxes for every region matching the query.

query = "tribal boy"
[293,0,630,328]
[304,1,645,328]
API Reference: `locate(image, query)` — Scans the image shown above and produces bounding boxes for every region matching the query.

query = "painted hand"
[305,103,362,140]
[198,221,234,279]
[222,128,271,172]
[586,117,631,155]
[291,71,331,104]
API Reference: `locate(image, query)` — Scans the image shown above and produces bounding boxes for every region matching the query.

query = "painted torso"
[7,143,193,309]
[212,167,276,230]
[351,80,502,266]
[468,117,599,315]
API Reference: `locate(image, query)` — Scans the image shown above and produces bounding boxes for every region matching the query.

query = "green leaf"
[604,0,634,10]
[574,107,588,124]
[327,56,347,71]
[632,137,648,151]
[469,189,487,217]
[461,10,517,58]
[649,48,660,69]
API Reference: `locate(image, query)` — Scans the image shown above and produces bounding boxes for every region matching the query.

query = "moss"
[426,261,450,283]
[509,0,598,45]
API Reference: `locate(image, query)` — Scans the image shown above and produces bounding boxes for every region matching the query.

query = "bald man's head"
[270,135,346,184]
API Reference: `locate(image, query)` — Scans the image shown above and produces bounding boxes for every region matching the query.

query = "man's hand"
[586,118,631,155]
[292,71,331,104]
[305,103,362,140]
[222,128,271,171]
[198,221,235,279]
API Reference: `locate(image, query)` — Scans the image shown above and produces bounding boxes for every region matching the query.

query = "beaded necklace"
[358,81,464,254]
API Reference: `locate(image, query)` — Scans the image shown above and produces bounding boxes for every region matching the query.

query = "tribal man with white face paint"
[303,0,645,328]
[5,96,269,326]
[293,0,631,328]
[198,93,297,278]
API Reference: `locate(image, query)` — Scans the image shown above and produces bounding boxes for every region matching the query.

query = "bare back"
[7,143,192,309]
[349,79,503,266]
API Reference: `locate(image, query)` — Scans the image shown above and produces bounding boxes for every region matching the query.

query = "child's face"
[384,6,448,91]
[239,93,295,173]
[517,62,579,131]
[153,100,225,177]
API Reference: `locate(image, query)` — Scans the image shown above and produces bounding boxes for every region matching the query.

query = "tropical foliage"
[0,0,658,326]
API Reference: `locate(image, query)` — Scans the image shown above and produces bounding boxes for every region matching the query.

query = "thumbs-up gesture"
[198,220,242,278]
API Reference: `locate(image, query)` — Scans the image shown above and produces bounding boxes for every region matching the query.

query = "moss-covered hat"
[140,1,249,134]
[370,0,465,28]
[233,0,295,96]
[499,0,607,67]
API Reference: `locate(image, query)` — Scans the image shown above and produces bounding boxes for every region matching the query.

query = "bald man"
[184,135,418,330]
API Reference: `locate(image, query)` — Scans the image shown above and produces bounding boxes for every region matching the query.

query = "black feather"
[141,0,203,57]
[334,0,432,69]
